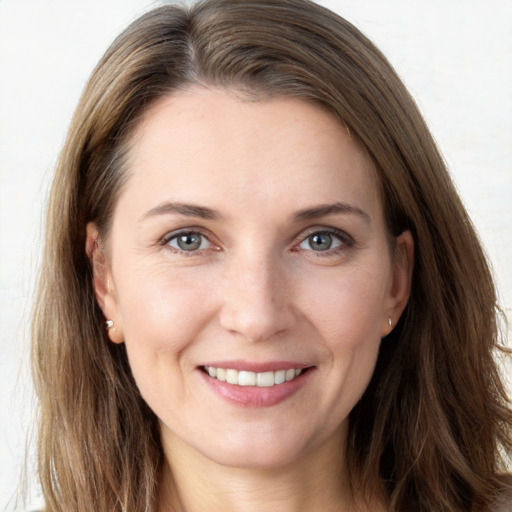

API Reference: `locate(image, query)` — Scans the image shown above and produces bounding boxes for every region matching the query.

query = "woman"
[31,0,512,510]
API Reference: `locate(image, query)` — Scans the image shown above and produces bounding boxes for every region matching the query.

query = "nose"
[218,251,296,342]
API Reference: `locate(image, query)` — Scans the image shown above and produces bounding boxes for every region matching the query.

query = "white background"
[1,0,511,509]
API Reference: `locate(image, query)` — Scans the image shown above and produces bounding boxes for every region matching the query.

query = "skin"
[87,87,413,511]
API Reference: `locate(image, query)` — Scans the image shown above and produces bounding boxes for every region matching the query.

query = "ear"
[85,222,124,344]
[382,230,414,336]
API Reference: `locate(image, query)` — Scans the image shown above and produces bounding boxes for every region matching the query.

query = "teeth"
[274,369,286,385]
[257,371,274,387]
[226,369,238,385]
[204,366,305,387]
[238,370,256,386]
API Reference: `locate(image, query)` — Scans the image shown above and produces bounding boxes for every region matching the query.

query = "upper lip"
[200,360,312,373]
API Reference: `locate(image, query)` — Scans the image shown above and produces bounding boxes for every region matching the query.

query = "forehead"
[120,86,382,223]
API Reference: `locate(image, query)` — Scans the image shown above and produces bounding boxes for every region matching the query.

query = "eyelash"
[294,228,354,256]
[159,227,354,256]
[160,228,215,256]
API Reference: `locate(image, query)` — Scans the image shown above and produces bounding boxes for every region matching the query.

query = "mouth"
[199,363,314,407]
[201,365,310,387]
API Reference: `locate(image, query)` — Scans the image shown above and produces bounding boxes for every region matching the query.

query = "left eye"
[167,232,211,252]
[298,231,344,252]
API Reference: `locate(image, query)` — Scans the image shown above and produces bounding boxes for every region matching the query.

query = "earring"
[388,317,392,327]
[105,320,115,330]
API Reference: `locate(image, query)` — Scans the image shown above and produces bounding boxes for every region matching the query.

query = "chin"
[206,444,305,470]
[195,427,330,471]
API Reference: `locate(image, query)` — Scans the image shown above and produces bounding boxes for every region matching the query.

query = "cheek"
[114,262,216,367]
[301,263,390,345]
[299,262,389,403]
[115,265,219,417]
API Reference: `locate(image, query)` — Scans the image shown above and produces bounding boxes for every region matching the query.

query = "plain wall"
[1,0,511,509]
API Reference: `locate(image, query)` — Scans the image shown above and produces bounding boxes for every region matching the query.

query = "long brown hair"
[32,1,512,510]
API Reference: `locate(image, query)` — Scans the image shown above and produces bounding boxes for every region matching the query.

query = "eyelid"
[157,225,354,255]
[293,226,354,253]
[159,227,219,253]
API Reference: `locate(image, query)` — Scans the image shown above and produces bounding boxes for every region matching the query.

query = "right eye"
[166,231,212,252]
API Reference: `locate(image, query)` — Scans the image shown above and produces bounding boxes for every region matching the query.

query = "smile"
[203,366,303,387]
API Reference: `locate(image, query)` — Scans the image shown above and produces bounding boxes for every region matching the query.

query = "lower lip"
[198,368,313,408]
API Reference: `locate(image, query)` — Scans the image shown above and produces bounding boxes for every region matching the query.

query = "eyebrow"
[139,202,221,222]
[294,202,371,224]
[139,200,370,224]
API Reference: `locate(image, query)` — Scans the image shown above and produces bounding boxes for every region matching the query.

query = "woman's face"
[90,87,412,470]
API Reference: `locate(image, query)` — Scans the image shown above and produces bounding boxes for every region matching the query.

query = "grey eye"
[300,232,343,252]
[168,232,211,251]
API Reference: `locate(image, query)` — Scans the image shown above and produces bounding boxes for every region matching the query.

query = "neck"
[157,426,383,512]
